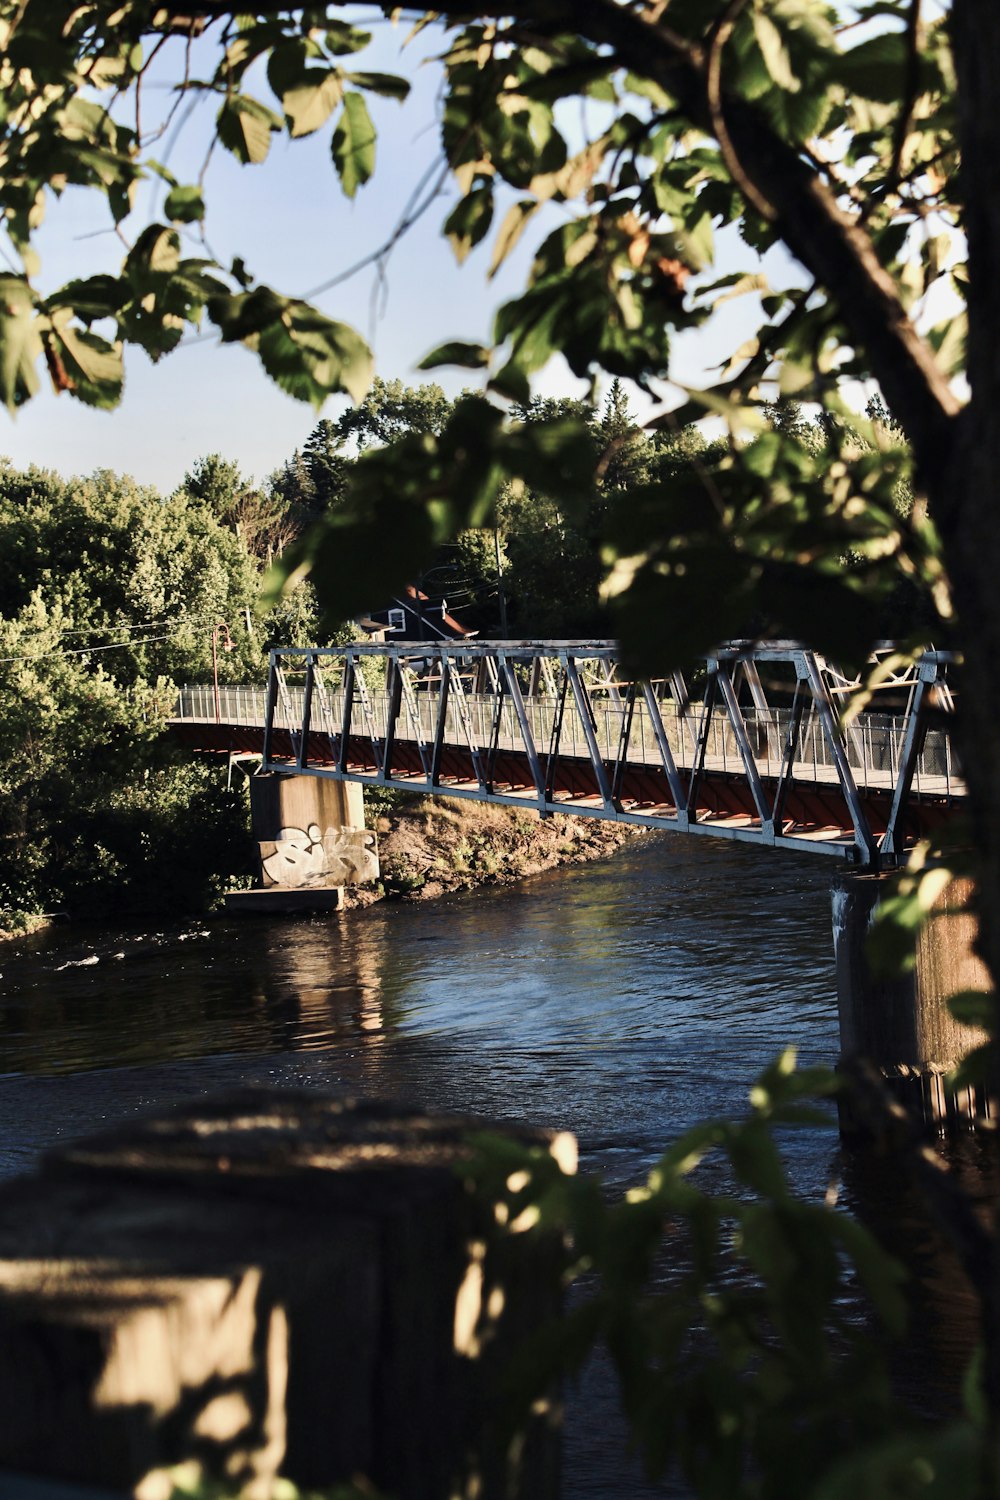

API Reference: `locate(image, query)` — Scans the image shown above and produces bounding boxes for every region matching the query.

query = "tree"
[0,458,331,923]
[2,0,999,1490]
[331,376,454,450]
[182,455,303,562]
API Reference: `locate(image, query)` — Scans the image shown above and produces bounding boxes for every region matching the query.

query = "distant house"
[363,585,478,643]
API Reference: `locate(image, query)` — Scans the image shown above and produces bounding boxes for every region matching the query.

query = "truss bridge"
[170,641,962,867]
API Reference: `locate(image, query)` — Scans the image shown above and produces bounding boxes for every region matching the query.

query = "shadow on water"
[0,832,993,1495]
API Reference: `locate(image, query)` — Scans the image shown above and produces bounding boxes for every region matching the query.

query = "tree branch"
[705,0,776,222]
[886,0,923,200]
[158,0,962,491]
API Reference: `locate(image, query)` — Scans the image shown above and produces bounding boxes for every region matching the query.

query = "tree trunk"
[936,0,1000,1474]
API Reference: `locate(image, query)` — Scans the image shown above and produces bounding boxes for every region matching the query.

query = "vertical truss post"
[686,666,720,820]
[716,660,773,835]
[602,659,625,713]
[771,673,808,832]
[338,655,356,774]
[544,666,569,803]
[262,651,279,768]
[309,661,338,764]
[881,664,934,861]
[740,657,781,768]
[296,652,315,770]
[485,660,508,791]
[670,669,698,762]
[803,652,878,865]
[430,651,451,787]
[500,651,547,804]
[381,652,403,785]
[640,681,688,822]
[564,656,614,811]
[611,682,637,806]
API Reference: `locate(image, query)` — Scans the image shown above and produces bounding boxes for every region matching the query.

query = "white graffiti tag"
[260,824,379,889]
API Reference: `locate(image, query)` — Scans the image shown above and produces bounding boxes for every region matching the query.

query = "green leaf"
[128,224,181,276]
[48,311,123,408]
[0,277,40,411]
[677,209,714,271]
[927,313,967,380]
[344,71,410,101]
[950,1042,997,1090]
[282,72,344,139]
[488,361,531,404]
[209,288,373,404]
[331,92,376,198]
[946,990,997,1031]
[217,95,282,165]
[838,33,908,104]
[444,186,495,264]
[418,341,490,371]
[325,21,372,55]
[265,308,373,406]
[867,866,954,976]
[164,185,205,224]
[490,199,540,278]
[752,11,800,93]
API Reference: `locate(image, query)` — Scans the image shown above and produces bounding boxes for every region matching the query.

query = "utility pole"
[494,525,509,638]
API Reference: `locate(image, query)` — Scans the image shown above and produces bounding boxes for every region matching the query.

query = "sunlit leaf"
[331,92,376,197]
[0,276,41,411]
[282,71,344,139]
[217,95,282,164]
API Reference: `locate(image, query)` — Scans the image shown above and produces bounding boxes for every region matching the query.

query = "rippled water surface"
[0,833,987,1495]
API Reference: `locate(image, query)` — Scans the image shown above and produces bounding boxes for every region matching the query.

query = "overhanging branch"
[158,0,961,488]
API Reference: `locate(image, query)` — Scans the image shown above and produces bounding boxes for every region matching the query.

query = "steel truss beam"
[234,640,960,868]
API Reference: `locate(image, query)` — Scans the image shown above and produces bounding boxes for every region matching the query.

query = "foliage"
[0,2,963,657]
[466,1053,984,1500]
[0,458,325,923]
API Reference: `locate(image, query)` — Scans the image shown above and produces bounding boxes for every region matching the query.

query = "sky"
[0,10,783,496]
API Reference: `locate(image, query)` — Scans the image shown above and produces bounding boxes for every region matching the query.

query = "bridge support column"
[228,775,376,914]
[832,872,995,1135]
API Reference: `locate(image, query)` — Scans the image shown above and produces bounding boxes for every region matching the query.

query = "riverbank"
[0,913,52,945]
[1,796,644,939]
[347,792,646,908]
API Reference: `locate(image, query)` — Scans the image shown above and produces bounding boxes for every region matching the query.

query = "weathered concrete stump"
[0,1091,575,1498]
[833,872,996,1134]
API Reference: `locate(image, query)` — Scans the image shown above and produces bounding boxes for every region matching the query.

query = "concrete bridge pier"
[228,774,377,914]
[832,872,996,1134]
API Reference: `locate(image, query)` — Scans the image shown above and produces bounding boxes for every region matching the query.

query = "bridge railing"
[239,688,955,795]
[174,680,957,799]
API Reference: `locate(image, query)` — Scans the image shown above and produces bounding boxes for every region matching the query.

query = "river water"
[0,834,989,1495]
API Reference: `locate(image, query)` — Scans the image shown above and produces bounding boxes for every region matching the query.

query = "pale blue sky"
[0,13,777,494]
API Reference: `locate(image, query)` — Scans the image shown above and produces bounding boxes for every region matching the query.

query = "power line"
[0,631,178,665]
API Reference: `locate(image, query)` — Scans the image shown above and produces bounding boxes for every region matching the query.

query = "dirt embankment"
[346,793,645,908]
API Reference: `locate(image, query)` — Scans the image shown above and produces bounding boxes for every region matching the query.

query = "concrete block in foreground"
[0,1090,574,1500]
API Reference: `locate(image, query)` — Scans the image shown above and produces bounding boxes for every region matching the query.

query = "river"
[0,833,989,1496]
